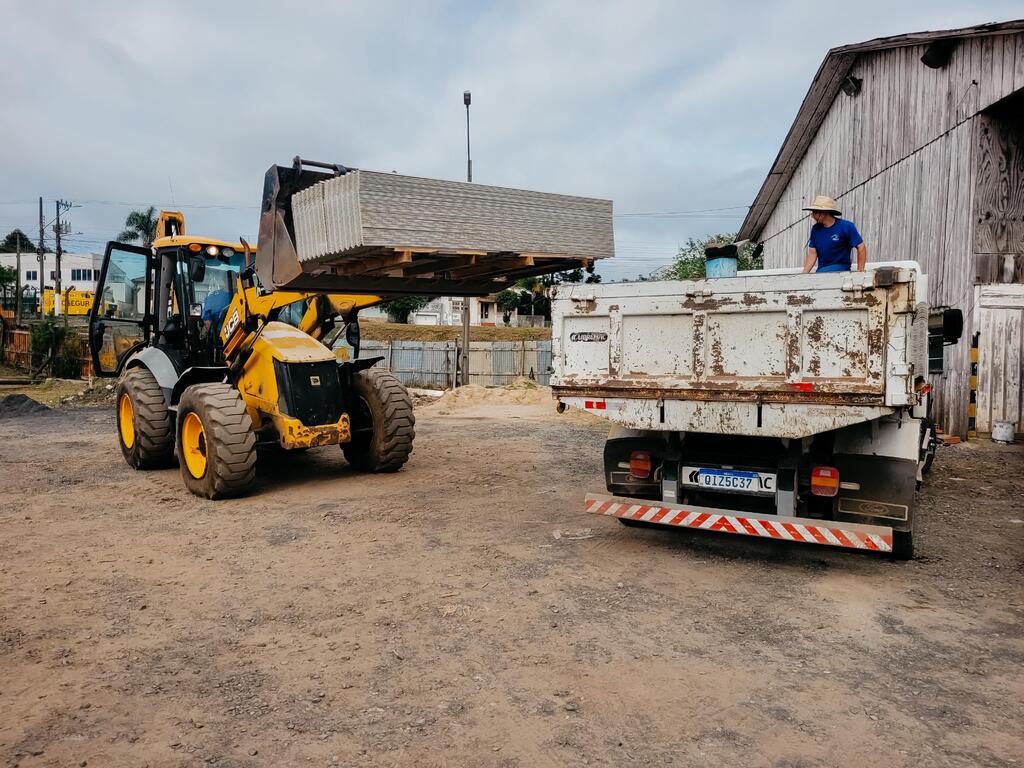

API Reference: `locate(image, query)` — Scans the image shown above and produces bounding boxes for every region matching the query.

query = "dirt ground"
[360,321,550,343]
[1,391,1022,768]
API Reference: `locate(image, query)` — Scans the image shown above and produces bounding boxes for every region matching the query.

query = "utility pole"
[53,200,72,315]
[14,235,21,322]
[37,197,45,318]
[460,90,473,386]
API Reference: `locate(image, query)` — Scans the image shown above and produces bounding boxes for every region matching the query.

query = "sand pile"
[426,378,552,409]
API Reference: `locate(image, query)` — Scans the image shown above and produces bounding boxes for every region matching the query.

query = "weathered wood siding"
[975,284,1024,434]
[759,32,1024,436]
[973,106,1024,280]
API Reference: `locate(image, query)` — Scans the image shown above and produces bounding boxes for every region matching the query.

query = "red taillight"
[629,451,652,479]
[811,466,839,497]
[792,382,814,393]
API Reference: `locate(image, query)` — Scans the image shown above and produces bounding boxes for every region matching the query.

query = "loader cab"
[89,236,249,376]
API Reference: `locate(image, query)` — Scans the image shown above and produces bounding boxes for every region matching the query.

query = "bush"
[666,232,763,280]
[29,317,83,377]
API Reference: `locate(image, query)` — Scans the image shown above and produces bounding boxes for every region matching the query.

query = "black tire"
[115,367,174,469]
[892,530,914,560]
[176,383,256,499]
[342,369,415,472]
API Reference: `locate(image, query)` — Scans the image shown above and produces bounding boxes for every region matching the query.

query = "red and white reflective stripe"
[584,400,607,410]
[585,495,893,553]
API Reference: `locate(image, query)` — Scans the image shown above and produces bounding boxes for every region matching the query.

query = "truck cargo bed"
[551,265,928,438]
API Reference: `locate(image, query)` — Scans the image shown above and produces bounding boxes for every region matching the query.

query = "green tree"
[495,289,521,325]
[117,206,159,247]
[2,229,36,252]
[380,295,431,323]
[0,264,16,309]
[511,262,601,320]
[666,232,762,280]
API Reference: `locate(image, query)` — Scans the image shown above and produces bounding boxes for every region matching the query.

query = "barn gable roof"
[738,19,1024,241]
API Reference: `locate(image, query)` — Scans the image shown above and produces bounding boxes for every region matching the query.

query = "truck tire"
[342,369,415,472]
[176,383,256,499]
[116,367,175,469]
[892,530,914,560]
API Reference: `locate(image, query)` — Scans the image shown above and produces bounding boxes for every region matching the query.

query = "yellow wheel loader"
[90,156,604,499]
[89,199,413,499]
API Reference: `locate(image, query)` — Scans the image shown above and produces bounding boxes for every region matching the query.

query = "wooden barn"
[738,20,1024,439]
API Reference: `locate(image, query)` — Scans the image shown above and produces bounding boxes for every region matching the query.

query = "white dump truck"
[550,263,963,558]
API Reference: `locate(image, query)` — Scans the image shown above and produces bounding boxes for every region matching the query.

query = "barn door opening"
[973,89,1024,285]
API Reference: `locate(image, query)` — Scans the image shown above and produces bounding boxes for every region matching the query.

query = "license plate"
[681,466,776,496]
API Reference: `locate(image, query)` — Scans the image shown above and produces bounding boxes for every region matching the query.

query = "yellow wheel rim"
[118,394,135,449]
[181,412,208,479]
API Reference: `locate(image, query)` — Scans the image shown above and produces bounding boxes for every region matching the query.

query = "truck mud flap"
[586,492,893,553]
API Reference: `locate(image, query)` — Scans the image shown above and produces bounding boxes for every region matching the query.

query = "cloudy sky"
[1,0,1020,280]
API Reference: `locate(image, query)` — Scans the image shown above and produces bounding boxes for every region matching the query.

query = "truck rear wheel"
[892,530,914,560]
[176,383,257,499]
[342,370,415,472]
[116,367,174,469]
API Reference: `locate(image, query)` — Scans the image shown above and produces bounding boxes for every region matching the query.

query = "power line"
[615,205,749,218]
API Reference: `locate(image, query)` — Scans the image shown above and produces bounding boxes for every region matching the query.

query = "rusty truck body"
[550,262,963,559]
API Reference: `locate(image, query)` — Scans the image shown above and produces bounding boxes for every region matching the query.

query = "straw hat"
[802,195,842,216]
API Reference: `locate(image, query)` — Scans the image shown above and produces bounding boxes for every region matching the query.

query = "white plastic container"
[992,420,1015,444]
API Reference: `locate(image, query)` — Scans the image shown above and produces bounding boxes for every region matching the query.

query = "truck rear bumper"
[586,492,894,554]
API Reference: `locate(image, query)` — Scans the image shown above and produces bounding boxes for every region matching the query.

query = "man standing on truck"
[801,195,867,273]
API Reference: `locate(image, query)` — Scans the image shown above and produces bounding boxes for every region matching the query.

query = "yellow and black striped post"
[967,332,979,440]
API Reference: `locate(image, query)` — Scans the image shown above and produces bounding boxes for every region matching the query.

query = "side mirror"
[188,255,206,283]
[345,321,360,352]
[942,308,964,344]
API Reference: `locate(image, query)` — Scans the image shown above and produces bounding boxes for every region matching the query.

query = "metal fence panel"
[358,340,456,389]
[490,341,519,385]
[536,341,553,385]
[357,338,550,388]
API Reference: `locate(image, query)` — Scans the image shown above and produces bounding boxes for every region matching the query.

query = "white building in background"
[0,252,103,293]
[412,295,513,326]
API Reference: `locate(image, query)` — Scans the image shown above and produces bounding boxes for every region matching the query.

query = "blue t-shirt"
[202,289,232,331]
[807,218,863,272]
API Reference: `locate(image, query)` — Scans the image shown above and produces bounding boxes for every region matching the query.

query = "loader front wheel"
[116,367,174,469]
[342,370,415,472]
[176,383,256,499]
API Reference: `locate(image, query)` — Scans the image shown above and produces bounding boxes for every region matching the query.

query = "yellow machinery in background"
[43,288,98,316]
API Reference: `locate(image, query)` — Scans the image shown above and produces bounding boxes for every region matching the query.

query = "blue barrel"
[705,256,738,278]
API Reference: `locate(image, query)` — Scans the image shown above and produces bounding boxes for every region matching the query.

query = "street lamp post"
[460,90,473,386]
[464,90,472,183]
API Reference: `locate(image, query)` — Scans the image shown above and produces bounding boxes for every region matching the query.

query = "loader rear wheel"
[176,383,256,499]
[342,369,415,472]
[116,367,174,469]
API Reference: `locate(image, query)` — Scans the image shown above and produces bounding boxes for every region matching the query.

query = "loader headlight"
[205,245,220,257]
